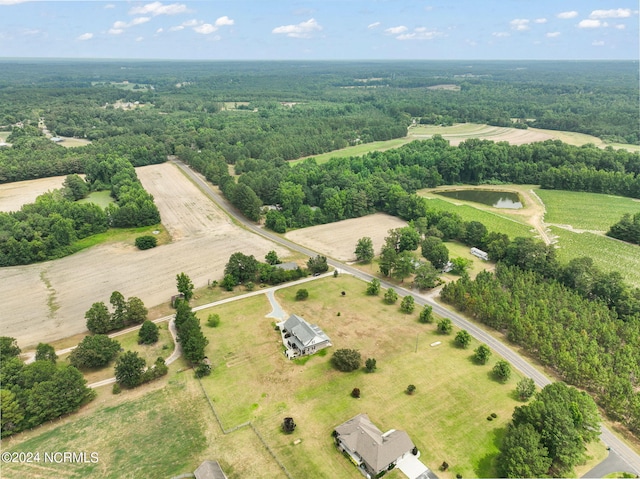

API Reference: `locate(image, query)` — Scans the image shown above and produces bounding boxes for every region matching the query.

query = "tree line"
[606,211,640,245]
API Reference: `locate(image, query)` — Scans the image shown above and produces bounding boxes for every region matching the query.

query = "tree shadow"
[474,426,506,478]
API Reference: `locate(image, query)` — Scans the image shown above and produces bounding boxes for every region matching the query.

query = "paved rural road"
[173,159,640,477]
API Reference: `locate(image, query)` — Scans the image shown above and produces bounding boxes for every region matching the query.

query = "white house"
[277,314,331,359]
[334,414,417,478]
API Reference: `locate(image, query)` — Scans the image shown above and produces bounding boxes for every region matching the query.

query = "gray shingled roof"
[282,314,330,347]
[335,414,415,474]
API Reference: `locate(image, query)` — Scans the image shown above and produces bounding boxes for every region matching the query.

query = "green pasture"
[292,138,412,165]
[2,377,208,479]
[420,196,534,239]
[72,224,169,252]
[78,190,115,209]
[551,226,640,287]
[0,131,9,140]
[196,276,527,478]
[535,189,639,232]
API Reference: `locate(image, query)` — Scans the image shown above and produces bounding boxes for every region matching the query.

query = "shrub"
[365,358,377,373]
[406,384,416,395]
[295,288,309,301]
[400,295,415,314]
[206,314,221,328]
[282,417,296,434]
[441,462,449,471]
[332,349,361,372]
[366,278,380,296]
[138,320,159,345]
[454,330,472,348]
[473,344,492,364]
[493,360,512,382]
[351,387,361,398]
[112,383,121,394]
[491,412,497,418]
[69,334,121,369]
[437,318,453,334]
[418,305,434,324]
[245,281,255,291]
[384,288,398,304]
[195,362,211,378]
[135,235,157,250]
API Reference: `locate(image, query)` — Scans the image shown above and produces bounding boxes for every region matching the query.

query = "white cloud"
[182,19,198,27]
[104,4,115,9]
[77,32,93,41]
[214,16,234,27]
[614,24,626,29]
[129,2,187,17]
[272,18,322,38]
[546,32,561,38]
[0,0,33,4]
[396,28,442,41]
[136,36,144,42]
[108,28,124,35]
[156,28,164,33]
[592,40,605,46]
[169,25,184,31]
[510,19,530,31]
[492,32,510,38]
[368,22,381,29]
[534,18,547,24]
[589,8,631,19]
[384,25,408,35]
[130,17,151,26]
[22,28,40,35]
[557,11,578,19]
[194,23,216,35]
[578,19,603,28]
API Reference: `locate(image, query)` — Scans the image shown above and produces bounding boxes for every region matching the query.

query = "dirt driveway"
[0,163,288,348]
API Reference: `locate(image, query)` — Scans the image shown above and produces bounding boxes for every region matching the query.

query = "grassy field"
[551,226,640,287]
[0,131,9,140]
[536,189,640,232]
[420,196,535,239]
[292,138,413,165]
[72,224,170,251]
[78,190,115,209]
[196,276,530,478]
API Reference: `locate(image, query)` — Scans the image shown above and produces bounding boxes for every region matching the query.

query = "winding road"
[172,158,640,477]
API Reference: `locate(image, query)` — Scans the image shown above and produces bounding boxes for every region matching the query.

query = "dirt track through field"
[0,163,288,348]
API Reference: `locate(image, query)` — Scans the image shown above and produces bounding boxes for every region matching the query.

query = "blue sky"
[0,1,638,60]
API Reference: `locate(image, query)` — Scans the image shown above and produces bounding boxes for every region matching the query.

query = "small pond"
[435,189,523,209]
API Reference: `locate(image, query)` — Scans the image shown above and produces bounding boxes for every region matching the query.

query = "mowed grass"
[292,138,412,165]
[72,224,170,251]
[78,190,115,209]
[2,376,209,479]
[420,196,535,239]
[536,189,640,231]
[551,226,640,287]
[197,276,525,478]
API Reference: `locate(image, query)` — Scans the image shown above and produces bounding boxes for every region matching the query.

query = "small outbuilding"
[470,247,489,261]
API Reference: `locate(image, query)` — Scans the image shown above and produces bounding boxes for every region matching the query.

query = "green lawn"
[292,138,413,165]
[78,190,115,209]
[2,377,208,479]
[420,196,534,239]
[536,189,640,232]
[196,276,527,478]
[551,226,640,287]
[72,224,169,251]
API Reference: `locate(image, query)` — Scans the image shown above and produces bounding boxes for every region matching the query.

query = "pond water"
[435,190,523,209]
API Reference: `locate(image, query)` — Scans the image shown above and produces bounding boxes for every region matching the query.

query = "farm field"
[0,174,69,212]
[535,189,640,232]
[284,212,407,262]
[551,226,640,287]
[0,162,290,348]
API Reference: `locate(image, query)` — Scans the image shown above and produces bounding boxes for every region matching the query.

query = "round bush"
[135,235,157,250]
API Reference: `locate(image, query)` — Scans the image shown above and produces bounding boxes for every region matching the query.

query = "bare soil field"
[410,123,555,146]
[284,213,407,261]
[0,175,68,212]
[0,163,288,348]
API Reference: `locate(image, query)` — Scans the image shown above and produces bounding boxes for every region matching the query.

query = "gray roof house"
[334,414,416,478]
[277,314,331,359]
